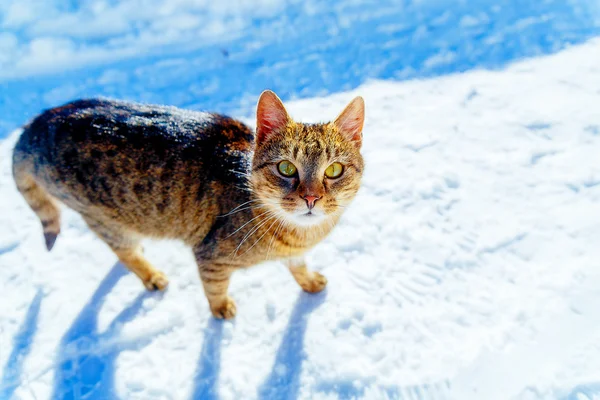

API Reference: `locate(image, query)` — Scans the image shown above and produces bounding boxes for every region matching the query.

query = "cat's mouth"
[302,208,324,218]
[285,208,326,226]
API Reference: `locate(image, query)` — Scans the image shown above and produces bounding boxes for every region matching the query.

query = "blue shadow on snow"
[190,318,225,400]
[257,290,327,400]
[0,289,43,398]
[52,263,157,400]
[1,0,599,137]
[561,382,600,400]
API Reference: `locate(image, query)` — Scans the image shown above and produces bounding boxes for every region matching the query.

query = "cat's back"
[21,98,253,166]
[15,99,255,241]
[18,98,255,184]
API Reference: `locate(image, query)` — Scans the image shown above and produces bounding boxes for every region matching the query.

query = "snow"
[1,36,600,399]
[0,0,284,79]
[2,0,599,137]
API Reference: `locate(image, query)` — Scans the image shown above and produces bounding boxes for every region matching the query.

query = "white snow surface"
[0,0,285,79]
[1,38,600,399]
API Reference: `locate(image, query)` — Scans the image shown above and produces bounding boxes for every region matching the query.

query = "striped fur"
[12,92,364,318]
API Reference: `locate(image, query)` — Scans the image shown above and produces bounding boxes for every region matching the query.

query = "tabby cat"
[12,90,365,318]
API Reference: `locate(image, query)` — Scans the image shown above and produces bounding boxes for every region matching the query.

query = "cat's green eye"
[278,160,297,177]
[325,162,344,179]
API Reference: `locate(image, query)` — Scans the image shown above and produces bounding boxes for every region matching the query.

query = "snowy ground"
[1,37,600,399]
[2,0,599,136]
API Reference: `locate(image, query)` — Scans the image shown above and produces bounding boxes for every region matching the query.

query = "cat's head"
[250,90,365,227]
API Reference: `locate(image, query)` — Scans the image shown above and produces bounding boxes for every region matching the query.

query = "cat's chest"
[222,220,329,266]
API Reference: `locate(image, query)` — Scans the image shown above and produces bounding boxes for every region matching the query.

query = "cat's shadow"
[0,289,43,398]
[188,290,326,400]
[52,262,158,399]
[1,263,328,399]
[190,318,225,399]
[257,290,328,400]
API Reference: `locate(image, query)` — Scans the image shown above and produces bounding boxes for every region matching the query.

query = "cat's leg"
[12,168,61,251]
[84,216,168,291]
[196,260,236,319]
[286,257,328,293]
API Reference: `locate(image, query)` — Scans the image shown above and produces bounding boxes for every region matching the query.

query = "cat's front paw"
[301,271,328,293]
[210,296,237,319]
[143,270,169,291]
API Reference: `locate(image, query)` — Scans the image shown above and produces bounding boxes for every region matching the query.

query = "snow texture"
[1,0,599,135]
[1,37,600,399]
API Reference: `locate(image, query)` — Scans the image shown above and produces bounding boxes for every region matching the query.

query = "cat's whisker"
[218,199,263,217]
[220,200,261,217]
[234,210,276,246]
[266,212,288,260]
[276,216,290,243]
[232,213,277,257]
[218,205,259,218]
[242,216,281,257]
[225,209,271,239]
[265,220,283,261]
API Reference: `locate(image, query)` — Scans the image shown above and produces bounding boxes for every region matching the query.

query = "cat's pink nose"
[302,195,321,209]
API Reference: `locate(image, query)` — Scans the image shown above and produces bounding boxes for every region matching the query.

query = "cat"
[12,90,365,318]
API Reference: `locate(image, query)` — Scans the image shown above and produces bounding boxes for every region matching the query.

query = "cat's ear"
[256,90,290,145]
[333,96,365,146]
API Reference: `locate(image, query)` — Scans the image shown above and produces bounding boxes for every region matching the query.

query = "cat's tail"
[12,138,61,251]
